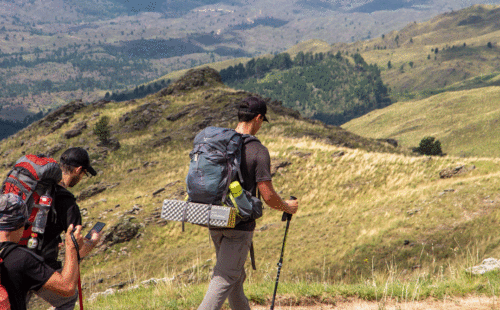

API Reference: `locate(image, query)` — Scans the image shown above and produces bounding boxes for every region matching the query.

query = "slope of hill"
[355,4,500,99]
[342,86,500,157]
[4,68,500,309]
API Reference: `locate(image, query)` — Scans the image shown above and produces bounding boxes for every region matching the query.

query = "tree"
[353,53,366,66]
[409,61,414,68]
[387,60,392,69]
[415,136,443,156]
[487,42,493,48]
[93,116,110,143]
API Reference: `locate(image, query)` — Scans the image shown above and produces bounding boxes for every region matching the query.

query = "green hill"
[4,68,500,309]
[220,51,391,125]
[343,85,500,158]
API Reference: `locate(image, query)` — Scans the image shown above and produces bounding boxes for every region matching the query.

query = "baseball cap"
[60,147,97,176]
[0,193,28,231]
[240,96,269,122]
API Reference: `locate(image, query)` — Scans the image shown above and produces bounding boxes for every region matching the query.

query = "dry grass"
[5,75,500,309]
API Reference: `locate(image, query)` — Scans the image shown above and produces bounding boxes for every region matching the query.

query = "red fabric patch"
[14,162,39,180]
[32,192,40,204]
[25,154,57,166]
[2,183,20,195]
[5,176,31,193]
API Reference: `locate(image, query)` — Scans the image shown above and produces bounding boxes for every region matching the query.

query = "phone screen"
[85,222,106,239]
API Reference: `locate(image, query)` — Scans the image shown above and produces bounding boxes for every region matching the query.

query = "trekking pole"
[270,196,296,310]
[78,275,84,310]
[70,230,84,310]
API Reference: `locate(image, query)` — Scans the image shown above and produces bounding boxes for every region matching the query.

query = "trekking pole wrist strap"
[70,232,81,263]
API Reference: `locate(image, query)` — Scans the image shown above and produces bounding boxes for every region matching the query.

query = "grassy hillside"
[3,68,500,308]
[343,86,500,158]
[356,4,500,99]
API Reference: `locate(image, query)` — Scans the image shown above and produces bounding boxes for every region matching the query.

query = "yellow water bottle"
[229,181,253,219]
[229,181,243,198]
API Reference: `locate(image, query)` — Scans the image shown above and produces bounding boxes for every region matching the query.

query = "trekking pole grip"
[281,196,296,222]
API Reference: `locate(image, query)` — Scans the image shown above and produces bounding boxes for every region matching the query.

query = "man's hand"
[65,224,83,253]
[80,230,102,258]
[284,199,298,214]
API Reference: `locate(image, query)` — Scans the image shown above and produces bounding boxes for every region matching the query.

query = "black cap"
[240,96,269,122]
[60,147,97,176]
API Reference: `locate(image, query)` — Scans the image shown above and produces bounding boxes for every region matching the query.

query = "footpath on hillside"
[253,296,500,309]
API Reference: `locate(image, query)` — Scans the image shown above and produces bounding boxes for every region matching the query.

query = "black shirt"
[233,136,272,231]
[0,242,55,310]
[40,185,82,269]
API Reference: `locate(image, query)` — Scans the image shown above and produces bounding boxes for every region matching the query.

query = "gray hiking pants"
[197,229,253,310]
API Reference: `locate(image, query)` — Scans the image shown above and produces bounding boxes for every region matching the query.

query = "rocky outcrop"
[159,67,223,97]
[439,165,476,178]
[45,142,66,157]
[64,121,87,139]
[466,258,500,275]
[118,102,167,133]
[77,182,119,201]
[271,160,292,177]
[38,100,86,131]
[102,216,141,246]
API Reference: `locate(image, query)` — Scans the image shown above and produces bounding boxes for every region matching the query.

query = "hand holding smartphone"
[85,221,106,239]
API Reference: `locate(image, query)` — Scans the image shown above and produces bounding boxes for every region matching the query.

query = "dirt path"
[253,296,500,309]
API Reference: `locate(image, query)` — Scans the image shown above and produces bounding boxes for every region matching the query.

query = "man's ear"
[75,166,83,174]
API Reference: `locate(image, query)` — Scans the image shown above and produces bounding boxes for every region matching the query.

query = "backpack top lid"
[191,127,242,156]
[2,155,62,208]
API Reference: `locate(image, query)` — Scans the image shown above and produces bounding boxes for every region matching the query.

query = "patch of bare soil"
[253,296,500,309]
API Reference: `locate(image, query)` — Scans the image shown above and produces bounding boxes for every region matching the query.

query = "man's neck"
[235,122,255,135]
[0,232,14,243]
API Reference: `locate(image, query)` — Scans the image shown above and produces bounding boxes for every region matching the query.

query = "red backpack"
[0,243,18,310]
[1,155,62,246]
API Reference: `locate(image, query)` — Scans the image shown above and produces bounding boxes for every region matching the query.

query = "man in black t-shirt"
[27,147,101,310]
[197,96,299,310]
[0,193,84,310]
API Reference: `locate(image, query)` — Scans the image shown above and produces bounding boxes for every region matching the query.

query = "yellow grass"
[5,73,500,309]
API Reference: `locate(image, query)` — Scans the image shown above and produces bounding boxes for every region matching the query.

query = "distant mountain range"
[1,0,500,125]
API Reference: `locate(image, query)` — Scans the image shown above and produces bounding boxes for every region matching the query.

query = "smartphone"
[85,221,106,239]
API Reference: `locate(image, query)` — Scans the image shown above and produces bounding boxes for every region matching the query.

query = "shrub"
[94,116,110,143]
[415,136,443,156]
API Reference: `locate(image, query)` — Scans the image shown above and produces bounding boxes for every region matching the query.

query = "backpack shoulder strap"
[0,242,19,261]
[242,134,260,145]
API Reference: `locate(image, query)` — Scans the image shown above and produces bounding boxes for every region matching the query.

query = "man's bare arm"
[257,180,298,214]
[42,224,82,297]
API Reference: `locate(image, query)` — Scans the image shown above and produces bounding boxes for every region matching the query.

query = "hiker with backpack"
[196,96,299,310]
[2,147,101,310]
[0,193,84,310]
[27,147,101,310]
